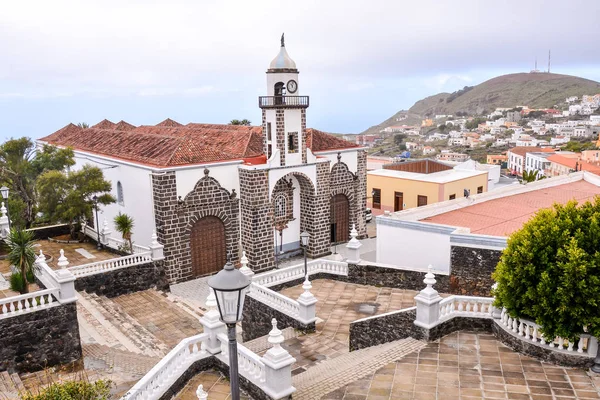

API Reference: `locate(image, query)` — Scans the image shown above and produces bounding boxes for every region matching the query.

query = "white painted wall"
[284,111,303,166]
[175,163,241,199]
[316,149,359,173]
[71,152,155,247]
[273,175,302,252]
[376,220,454,273]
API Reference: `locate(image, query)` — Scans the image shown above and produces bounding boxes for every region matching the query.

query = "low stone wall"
[350,307,421,351]
[492,320,595,369]
[0,303,82,373]
[449,245,501,297]
[423,316,493,342]
[242,295,315,342]
[349,264,451,293]
[74,261,169,298]
[26,224,71,240]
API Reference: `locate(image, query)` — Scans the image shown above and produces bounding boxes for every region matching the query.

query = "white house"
[525,152,555,178]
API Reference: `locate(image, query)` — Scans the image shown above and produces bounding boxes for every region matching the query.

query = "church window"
[267,122,272,141]
[288,132,298,153]
[117,181,124,205]
[275,195,287,218]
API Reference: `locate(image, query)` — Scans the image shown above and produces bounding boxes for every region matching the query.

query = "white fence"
[249,282,301,319]
[217,333,266,387]
[0,288,59,319]
[82,224,151,254]
[438,296,494,322]
[68,252,153,278]
[252,259,348,287]
[498,309,598,356]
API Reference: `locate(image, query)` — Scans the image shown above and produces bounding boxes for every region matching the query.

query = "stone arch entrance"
[190,216,227,277]
[330,193,349,243]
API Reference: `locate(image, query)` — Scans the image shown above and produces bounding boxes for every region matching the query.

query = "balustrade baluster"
[518,321,524,336]
[567,341,574,352]
[512,318,518,333]
[1,304,6,314]
[577,337,584,353]
[532,326,538,341]
[558,337,564,349]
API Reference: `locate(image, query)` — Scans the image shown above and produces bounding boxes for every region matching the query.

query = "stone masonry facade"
[450,245,501,296]
[152,170,240,282]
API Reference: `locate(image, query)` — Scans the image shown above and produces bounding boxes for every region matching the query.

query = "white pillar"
[261,319,296,400]
[0,202,9,238]
[239,251,254,278]
[490,282,502,319]
[57,249,69,269]
[414,265,443,329]
[345,224,362,264]
[199,289,226,354]
[149,230,165,260]
[297,278,317,324]
[100,219,111,246]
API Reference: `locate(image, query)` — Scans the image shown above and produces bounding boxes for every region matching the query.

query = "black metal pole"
[227,323,241,400]
[303,245,307,279]
[94,203,101,250]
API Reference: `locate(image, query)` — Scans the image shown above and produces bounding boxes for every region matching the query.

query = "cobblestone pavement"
[173,370,250,400]
[170,276,212,308]
[322,332,600,400]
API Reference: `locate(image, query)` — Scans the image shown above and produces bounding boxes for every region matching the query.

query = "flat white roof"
[368,168,487,184]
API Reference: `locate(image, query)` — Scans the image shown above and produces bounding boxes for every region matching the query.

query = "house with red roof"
[38,39,366,282]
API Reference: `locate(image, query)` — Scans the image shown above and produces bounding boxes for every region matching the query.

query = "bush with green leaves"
[493,199,600,341]
[20,379,111,400]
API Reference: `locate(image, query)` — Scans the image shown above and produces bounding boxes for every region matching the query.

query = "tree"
[114,213,134,253]
[393,134,406,145]
[521,170,545,183]
[493,199,600,341]
[230,119,251,126]
[7,228,36,294]
[77,122,90,129]
[37,165,116,238]
[0,138,74,228]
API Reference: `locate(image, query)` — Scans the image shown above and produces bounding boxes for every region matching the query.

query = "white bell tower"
[259,34,309,167]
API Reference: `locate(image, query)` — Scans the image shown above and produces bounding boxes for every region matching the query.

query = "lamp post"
[0,186,10,230]
[208,262,250,400]
[91,195,101,250]
[300,231,310,279]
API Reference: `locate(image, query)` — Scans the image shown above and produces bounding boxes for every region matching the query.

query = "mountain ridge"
[361,72,600,135]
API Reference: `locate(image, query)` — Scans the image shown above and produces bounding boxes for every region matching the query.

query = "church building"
[38,37,367,282]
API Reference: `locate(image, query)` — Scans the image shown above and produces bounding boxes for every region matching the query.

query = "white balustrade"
[216,333,266,386]
[0,288,59,319]
[498,309,596,356]
[248,282,300,318]
[252,259,348,287]
[68,252,153,278]
[438,295,494,321]
[122,333,210,400]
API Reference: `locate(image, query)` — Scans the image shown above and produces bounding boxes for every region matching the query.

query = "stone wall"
[348,263,451,293]
[27,224,71,240]
[74,261,168,298]
[492,321,595,369]
[350,307,421,351]
[422,316,493,342]
[450,245,501,296]
[241,295,315,342]
[0,303,82,373]
[330,159,358,243]
[152,170,240,282]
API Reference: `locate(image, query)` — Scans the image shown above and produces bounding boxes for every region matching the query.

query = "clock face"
[287,80,298,94]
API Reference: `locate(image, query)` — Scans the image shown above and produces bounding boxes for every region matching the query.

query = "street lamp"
[208,261,250,400]
[0,186,10,230]
[91,195,101,250]
[300,231,310,279]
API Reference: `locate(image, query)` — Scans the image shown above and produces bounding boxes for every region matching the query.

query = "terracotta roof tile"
[547,154,600,173]
[39,121,358,167]
[421,180,600,236]
[92,119,116,129]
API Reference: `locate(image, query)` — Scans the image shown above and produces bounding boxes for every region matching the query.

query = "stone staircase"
[291,338,426,400]
[0,370,25,400]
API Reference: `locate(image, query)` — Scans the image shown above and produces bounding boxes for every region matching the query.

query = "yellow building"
[367,159,489,215]
[421,119,434,127]
[486,154,507,165]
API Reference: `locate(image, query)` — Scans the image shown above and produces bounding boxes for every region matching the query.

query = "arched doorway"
[190,216,226,277]
[331,194,350,243]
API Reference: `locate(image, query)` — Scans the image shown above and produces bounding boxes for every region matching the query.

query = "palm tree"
[521,169,546,184]
[77,122,90,129]
[230,119,251,126]
[114,213,134,254]
[7,228,36,294]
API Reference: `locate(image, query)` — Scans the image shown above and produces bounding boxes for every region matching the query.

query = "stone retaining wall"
[26,224,71,240]
[492,320,595,369]
[449,245,501,296]
[241,295,315,342]
[350,308,421,351]
[74,261,169,298]
[349,264,451,293]
[0,303,82,373]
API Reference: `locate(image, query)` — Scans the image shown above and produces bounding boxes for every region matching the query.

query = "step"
[0,370,19,399]
[292,338,426,400]
[10,372,26,395]
[76,292,145,355]
[163,290,207,320]
[87,293,168,357]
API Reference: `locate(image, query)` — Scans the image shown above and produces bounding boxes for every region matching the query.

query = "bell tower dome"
[259,34,309,167]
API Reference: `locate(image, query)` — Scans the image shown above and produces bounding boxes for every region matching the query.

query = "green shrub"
[493,199,600,340]
[9,272,26,293]
[20,379,112,400]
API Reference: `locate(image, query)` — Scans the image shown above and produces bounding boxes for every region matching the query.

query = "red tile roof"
[547,154,600,173]
[39,120,357,167]
[420,180,600,237]
[508,146,555,157]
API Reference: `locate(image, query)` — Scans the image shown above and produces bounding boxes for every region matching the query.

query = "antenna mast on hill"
[548,50,551,73]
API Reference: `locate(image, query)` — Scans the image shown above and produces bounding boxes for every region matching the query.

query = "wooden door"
[394,192,404,212]
[331,194,350,243]
[190,216,226,277]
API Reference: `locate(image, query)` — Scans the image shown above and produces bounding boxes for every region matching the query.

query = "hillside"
[362,72,600,134]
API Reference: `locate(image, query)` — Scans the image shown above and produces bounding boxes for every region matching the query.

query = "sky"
[1,0,600,140]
